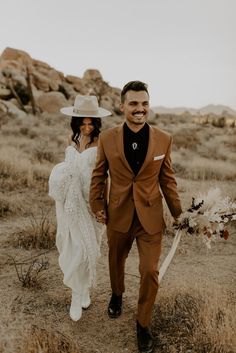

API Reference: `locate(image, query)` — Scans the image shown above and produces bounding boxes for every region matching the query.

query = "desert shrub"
[172,130,200,151]
[197,143,235,162]
[32,163,52,186]
[19,326,80,353]
[152,287,236,353]
[0,193,23,217]
[13,208,56,250]
[183,158,236,181]
[0,157,33,189]
[19,126,30,136]
[11,256,49,289]
[32,142,56,163]
[0,196,11,216]
[0,145,52,190]
[28,129,38,139]
[172,151,236,181]
[224,134,236,150]
[195,133,236,163]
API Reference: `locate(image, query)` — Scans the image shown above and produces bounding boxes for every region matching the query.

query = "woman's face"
[80,118,95,136]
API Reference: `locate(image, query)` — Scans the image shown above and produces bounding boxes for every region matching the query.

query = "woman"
[49,95,111,321]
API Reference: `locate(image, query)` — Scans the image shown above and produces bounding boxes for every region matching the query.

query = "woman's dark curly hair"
[70,116,102,148]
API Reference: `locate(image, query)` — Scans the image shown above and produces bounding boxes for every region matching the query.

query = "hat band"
[73,107,98,115]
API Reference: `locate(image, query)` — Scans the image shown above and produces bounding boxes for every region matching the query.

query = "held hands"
[95,210,107,224]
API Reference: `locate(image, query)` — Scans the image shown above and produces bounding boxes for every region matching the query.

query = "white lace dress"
[48,145,105,293]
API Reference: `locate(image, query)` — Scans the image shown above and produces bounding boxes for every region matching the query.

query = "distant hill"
[153,104,236,116]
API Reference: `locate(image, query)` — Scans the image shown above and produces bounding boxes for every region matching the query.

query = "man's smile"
[133,112,146,117]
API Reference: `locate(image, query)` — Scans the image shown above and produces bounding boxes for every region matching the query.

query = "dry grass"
[32,141,56,163]
[172,129,201,151]
[0,145,53,191]
[186,157,236,180]
[153,287,236,353]
[13,208,56,250]
[0,193,23,217]
[196,133,236,162]
[172,150,236,181]
[18,326,80,353]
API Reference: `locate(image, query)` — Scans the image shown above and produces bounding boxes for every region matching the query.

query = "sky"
[1,0,236,109]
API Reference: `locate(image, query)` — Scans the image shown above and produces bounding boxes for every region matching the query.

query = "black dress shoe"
[136,321,155,353]
[108,293,122,318]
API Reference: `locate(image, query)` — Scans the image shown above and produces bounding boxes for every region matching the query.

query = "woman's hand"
[95,210,107,224]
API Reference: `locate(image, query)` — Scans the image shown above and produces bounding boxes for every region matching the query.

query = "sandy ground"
[0,183,235,353]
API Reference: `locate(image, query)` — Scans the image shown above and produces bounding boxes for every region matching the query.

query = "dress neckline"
[77,146,97,154]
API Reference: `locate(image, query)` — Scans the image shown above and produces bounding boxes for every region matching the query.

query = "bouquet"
[177,188,236,248]
[159,188,235,282]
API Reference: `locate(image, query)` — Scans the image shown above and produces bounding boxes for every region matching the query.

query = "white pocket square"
[153,154,165,161]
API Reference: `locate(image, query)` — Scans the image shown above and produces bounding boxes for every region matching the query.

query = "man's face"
[120,90,150,126]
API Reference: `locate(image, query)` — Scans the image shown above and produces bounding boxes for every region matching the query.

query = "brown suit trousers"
[107,211,162,327]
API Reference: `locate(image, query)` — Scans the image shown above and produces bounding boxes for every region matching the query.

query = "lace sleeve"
[48,147,79,202]
[79,148,97,203]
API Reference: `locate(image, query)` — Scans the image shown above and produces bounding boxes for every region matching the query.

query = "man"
[89,81,182,353]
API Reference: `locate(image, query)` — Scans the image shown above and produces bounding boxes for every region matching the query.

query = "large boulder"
[31,71,51,92]
[32,64,63,91]
[59,82,77,100]
[0,83,11,99]
[47,69,63,91]
[225,117,236,127]
[0,59,25,72]
[83,69,103,81]
[1,100,27,119]
[0,47,32,66]
[33,59,51,70]
[66,75,85,93]
[36,91,68,114]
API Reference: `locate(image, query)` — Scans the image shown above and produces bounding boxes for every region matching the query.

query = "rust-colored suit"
[89,123,182,326]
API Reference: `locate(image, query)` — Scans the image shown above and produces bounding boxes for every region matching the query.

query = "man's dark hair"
[121,81,149,103]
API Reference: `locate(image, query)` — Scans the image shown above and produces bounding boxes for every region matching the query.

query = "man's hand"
[95,210,107,224]
[173,217,180,229]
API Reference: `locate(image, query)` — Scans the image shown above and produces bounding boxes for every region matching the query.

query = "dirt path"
[0,213,235,352]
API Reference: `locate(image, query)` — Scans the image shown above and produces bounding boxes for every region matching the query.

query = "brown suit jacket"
[89,123,182,234]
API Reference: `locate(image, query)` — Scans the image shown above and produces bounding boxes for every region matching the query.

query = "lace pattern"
[49,146,105,290]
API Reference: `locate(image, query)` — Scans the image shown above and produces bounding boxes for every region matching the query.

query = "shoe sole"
[108,310,122,319]
[82,304,91,310]
[138,342,155,353]
[138,347,154,353]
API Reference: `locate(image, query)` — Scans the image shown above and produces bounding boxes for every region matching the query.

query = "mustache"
[132,111,145,115]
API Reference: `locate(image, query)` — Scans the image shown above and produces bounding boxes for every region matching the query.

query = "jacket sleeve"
[159,136,182,218]
[89,133,109,213]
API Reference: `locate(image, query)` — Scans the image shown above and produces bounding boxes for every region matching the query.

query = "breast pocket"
[153,154,165,161]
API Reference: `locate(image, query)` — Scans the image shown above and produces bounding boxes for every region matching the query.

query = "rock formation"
[0,47,121,117]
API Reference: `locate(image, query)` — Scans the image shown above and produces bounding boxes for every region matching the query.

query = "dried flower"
[177,188,236,248]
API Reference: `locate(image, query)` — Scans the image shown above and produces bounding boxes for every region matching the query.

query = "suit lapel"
[116,124,134,174]
[137,125,156,176]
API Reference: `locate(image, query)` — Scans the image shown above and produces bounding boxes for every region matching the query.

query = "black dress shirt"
[123,122,149,175]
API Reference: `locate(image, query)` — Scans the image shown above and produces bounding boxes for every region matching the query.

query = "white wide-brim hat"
[60,94,112,118]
